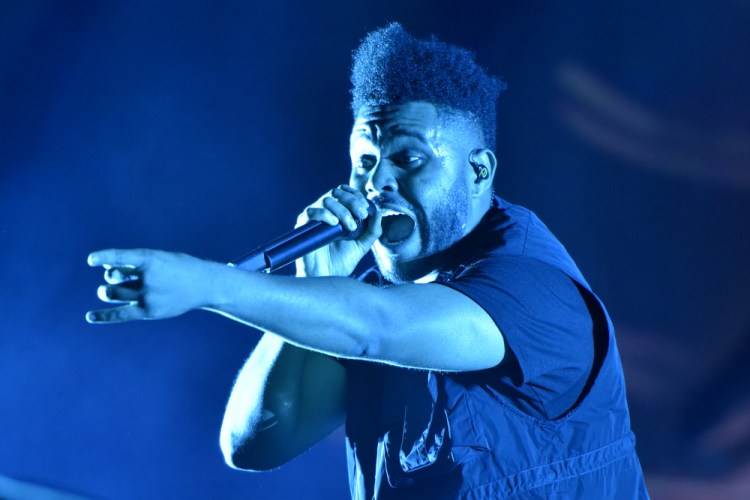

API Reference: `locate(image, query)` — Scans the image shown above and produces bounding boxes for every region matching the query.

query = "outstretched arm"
[86,248,504,371]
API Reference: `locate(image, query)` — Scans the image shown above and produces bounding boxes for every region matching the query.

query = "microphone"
[230,199,377,272]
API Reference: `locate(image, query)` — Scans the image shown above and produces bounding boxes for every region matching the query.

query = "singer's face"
[349,101,478,282]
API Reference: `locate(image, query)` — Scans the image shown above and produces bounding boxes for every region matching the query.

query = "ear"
[468,148,497,197]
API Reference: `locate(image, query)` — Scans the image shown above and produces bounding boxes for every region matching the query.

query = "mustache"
[369,194,414,213]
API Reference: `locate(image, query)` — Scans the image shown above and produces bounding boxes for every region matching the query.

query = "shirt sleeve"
[437,255,595,419]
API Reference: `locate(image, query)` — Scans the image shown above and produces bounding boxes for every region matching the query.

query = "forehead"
[351,102,440,144]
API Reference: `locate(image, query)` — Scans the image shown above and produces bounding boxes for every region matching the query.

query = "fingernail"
[85,311,97,323]
[87,253,98,266]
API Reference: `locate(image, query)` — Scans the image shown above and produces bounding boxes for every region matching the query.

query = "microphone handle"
[264,221,345,271]
[230,223,323,272]
[231,199,376,273]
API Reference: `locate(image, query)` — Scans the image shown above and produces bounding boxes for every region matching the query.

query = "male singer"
[88,24,648,498]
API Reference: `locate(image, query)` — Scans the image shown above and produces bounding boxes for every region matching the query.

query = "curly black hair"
[350,23,507,149]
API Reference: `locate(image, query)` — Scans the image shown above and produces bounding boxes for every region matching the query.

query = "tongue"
[381,214,415,244]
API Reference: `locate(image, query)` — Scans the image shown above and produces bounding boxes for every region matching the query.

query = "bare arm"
[87,250,504,371]
[86,185,504,470]
[87,248,502,469]
[219,334,346,471]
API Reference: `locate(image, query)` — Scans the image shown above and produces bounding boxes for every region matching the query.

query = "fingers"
[97,284,141,303]
[335,185,380,242]
[362,208,383,241]
[299,207,340,228]
[104,267,141,284]
[87,249,147,324]
[323,197,358,231]
[88,248,149,269]
[86,305,145,324]
[299,185,370,231]
[335,185,370,218]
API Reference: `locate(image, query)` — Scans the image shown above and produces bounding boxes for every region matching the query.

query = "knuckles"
[300,186,367,223]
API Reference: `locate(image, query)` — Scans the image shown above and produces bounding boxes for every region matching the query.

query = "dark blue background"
[2,1,748,498]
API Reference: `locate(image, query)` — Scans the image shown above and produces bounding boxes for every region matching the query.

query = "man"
[88,24,648,499]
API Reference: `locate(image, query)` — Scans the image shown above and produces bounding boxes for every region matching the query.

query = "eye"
[392,152,425,169]
[355,154,377,172]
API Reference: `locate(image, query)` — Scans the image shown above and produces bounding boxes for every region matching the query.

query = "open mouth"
[379,210,416,245]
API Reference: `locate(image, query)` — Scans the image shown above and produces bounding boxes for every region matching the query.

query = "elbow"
[222,444,251,471]
[222,448,273,472]
[220,394,299,471]
[351,327,384,362]
[221,434,280,472]
[220,430,252,470]
[219,420,266,471]
[220,418,293,472]
[350,297,392,361]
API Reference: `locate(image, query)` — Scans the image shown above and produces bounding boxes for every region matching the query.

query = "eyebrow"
[352,125,429,145]
[389,126,429,144]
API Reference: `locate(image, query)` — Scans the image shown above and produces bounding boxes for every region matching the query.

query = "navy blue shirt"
[343,197,648,499]
[442,256,594,420]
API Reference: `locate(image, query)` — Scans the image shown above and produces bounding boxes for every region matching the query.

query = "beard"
[374,179,470,283]
[422,179,470,256]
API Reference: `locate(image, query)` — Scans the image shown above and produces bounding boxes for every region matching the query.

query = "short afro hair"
[350,23,507,150]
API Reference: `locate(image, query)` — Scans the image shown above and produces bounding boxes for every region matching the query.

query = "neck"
[377,248,452,284]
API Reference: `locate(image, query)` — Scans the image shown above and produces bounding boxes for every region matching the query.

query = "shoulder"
[456,196,590,288]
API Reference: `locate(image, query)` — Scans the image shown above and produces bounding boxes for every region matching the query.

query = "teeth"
[379,208,406,217]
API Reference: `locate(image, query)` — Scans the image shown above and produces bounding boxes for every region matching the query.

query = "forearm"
[220,324,348,470]
[220,333,307,470]
[204,262,381,359]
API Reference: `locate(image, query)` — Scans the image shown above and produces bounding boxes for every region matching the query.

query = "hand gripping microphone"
[230,199,377,273]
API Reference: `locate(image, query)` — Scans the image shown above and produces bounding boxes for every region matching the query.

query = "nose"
[365,160,398,197]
